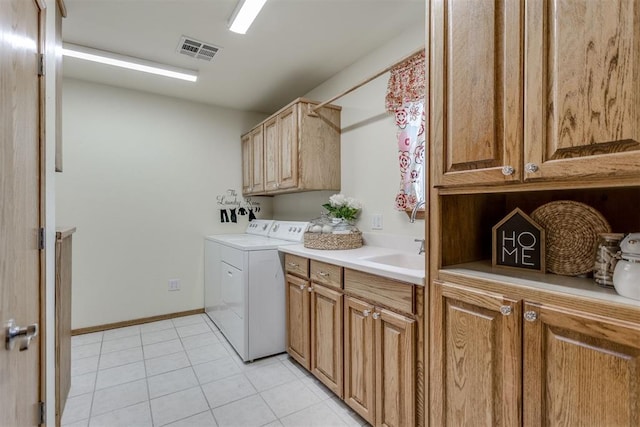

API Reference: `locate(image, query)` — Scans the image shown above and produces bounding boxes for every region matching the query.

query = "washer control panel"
[269,221,310,242]
[245,219,275,237]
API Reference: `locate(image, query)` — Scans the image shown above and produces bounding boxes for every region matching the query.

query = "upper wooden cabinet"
[432,0,640,187]
[431,0,523,186]
[524,0,640,181]
[242,98,341,196]
[241,127,264,195]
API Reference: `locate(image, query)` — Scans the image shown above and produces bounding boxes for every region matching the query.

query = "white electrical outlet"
[168,279,180,291]
[372,214,383,230]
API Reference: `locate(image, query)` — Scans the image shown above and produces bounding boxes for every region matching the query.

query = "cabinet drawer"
[310,260,342,289]
[344,269,414,315]
[284,254,309,278]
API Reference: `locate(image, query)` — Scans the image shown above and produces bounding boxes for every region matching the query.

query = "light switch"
[372,214,383,230]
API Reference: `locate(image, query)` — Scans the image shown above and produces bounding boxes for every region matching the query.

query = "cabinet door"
[431,0,523,186]
[285,274,310,369]
[277,104,298,190]
[310,284,343,397]
[525,0,640,181]
[344,296,376,425]
[523,302,640,426]
[250,127,264,193]
[241,133,252,194]
[375,308,415,427]
[430,281,522,427]
[264,116,279,192]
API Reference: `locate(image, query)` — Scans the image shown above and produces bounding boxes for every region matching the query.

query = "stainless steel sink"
[362,253,425,271]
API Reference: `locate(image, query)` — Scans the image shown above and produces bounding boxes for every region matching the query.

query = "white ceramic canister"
[613,233,640,301]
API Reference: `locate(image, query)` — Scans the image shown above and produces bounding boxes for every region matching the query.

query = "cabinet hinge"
[38,227,45,250]
[38,401,45,425]
[38,53,45,76]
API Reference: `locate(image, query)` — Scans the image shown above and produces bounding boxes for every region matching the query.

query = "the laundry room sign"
[216,189,261,223]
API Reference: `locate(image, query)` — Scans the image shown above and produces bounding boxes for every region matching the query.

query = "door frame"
[36,0,47,423]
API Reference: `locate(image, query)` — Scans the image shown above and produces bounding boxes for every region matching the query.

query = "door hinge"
[38,53,45,76]
[38,227,45,250]
[38,401,45,425]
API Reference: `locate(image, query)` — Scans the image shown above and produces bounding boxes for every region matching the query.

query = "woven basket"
[531,201,611,276]
[303,231,363,250]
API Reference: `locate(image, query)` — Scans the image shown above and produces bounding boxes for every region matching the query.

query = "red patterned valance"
[385,50,426,112]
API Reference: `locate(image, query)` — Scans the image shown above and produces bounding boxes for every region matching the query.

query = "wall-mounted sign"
[492,208,545,273]
[216,189,261,223]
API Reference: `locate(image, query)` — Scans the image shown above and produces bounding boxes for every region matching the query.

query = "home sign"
[492,208,545,273]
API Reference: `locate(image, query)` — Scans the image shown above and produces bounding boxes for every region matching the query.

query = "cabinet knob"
[363,310,370,317]
[501,165,515,176]
[372,312,380,320]
[525,163,539,173]
[500,305,512,316]
[287,262,299,267]
[524,311,538,322]
[299,284,305,290]
[318,271,329,277]
[307,286,313,293]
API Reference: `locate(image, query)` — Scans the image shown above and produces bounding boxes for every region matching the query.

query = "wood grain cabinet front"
[431,0,640,187]
[285,257,344,396]
[242,98,341,196]
[240,127,264,195]
[431,280,640,426]
[285,274,311,370]
[344,295,415,427]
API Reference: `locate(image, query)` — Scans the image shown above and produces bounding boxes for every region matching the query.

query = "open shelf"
[440,260,640,309]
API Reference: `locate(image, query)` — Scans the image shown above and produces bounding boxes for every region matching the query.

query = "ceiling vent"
[177,36,220,62]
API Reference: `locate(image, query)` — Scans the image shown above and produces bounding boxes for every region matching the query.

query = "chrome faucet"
[409,200,426,223]
[415,238,426,255]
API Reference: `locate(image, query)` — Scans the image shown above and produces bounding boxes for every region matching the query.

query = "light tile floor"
[63,314,369,427]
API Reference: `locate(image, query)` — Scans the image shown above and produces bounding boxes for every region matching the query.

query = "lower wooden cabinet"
[285,274,310,369]
[431,280,640,427]
[523,302,640,426]
[285,272,343,396]
[430,281,521,426]
[344,296,415,426]
[310,284,343,397]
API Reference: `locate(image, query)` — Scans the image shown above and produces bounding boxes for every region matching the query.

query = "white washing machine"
[204,219,309,362]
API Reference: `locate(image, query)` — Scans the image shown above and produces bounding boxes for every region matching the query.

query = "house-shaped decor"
[492,208,545,273]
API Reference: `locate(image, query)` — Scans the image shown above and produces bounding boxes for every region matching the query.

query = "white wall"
[273,22,426,240]
[57,79,270,328]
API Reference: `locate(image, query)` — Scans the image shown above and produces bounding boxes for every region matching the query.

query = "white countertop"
[442,261,640,309]
[278,244,426,286]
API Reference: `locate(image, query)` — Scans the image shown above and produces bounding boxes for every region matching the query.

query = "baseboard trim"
[71,308,206,336]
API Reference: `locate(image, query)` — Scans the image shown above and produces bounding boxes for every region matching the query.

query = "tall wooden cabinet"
[428,1,640,426]
[241,98,341,196]
[431,0,640,187]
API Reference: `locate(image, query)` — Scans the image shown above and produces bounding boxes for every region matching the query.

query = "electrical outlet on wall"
[372,214,383,230]
[168,279,180,291]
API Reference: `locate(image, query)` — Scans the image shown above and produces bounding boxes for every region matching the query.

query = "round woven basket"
[531,201,611,276]
[303,231,363,250]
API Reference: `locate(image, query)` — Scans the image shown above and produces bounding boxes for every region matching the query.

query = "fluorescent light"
[62,43,198,82]
[228,0,268,34]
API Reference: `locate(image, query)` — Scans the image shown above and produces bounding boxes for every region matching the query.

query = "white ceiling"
[62,0,425,114]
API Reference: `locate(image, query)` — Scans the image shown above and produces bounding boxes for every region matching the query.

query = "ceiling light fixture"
[228,0,268,34]
[62,43,198,82]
